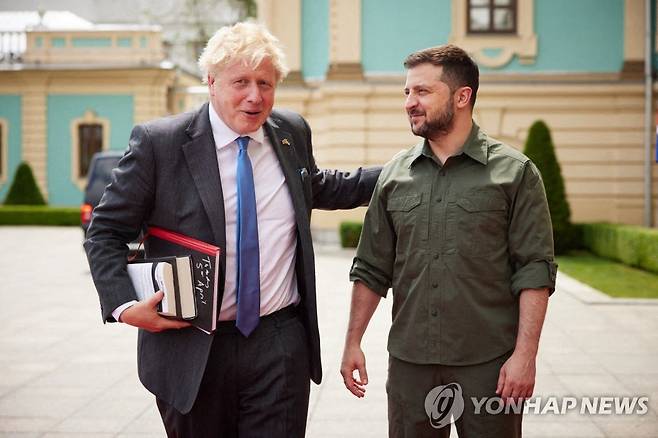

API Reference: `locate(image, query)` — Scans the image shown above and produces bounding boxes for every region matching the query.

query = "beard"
[409,98,455,139]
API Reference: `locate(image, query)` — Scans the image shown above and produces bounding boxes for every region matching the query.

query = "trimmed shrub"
[581,222,658,275]
[4,162,46,205]
[523,120,573,254]
[339,221,363,248]
[0,206,79,225]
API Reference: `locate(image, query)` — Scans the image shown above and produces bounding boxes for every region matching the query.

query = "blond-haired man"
[85,22,380,437]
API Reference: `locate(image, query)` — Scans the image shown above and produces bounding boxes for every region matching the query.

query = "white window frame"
[450,0,537,68]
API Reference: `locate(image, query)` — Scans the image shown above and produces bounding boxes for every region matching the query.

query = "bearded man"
[340,44,557,438]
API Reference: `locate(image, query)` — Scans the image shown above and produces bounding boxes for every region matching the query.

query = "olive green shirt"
[350,122,557,366]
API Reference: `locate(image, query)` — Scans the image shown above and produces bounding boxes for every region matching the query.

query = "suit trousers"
[156,305,311,438]
[387,350,521,438]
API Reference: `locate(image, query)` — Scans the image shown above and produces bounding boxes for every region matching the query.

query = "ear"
[455,87,472,109]
[207,75,216,95]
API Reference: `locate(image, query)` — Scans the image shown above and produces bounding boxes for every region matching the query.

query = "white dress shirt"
[112,104,300,322]
[209,104,300,320]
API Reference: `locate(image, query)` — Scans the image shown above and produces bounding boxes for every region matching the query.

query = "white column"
[327,0,363,80]
[622,0,645,78]
[257,0,303,83]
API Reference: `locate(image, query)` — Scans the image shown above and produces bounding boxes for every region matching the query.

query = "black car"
[80,150,124,235]
[81,150,143,256]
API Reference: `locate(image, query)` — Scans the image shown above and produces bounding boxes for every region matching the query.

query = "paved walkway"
[0,227,656,437]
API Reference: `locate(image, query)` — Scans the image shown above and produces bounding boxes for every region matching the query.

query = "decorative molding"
[257,0,302,73]
[449,0,536,68]
[70,109,110,190]
[327,0,364,80]
[326,62,364,81]
[624,0,645,62]
[621,60,645,81]
[281,70,304,86]
[24,30,164,66]
[274,79,655,228]
[21,87,48,199]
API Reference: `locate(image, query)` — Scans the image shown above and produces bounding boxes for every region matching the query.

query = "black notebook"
[141,227,222,334]
[127,256,197,320]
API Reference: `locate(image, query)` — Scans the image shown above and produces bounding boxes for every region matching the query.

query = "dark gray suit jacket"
[84,102,380,414]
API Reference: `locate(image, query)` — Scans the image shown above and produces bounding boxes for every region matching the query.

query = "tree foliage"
[523,120,574,254]
[232,0,257,18]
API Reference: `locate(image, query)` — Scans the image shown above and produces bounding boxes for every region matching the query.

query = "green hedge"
[338,220,658,275]
[339,221,363,248]
[0,206,79,226]
[581,222,658,275]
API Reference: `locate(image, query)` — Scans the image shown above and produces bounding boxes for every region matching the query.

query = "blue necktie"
[235,136,260,337]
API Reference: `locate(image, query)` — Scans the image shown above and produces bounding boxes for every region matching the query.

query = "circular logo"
[424,382,465,429]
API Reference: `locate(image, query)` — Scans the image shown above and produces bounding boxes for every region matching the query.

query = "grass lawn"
[557,251,658,299]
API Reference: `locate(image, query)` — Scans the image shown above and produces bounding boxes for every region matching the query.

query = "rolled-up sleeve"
[349,179,396,297]
[508,161,558,296]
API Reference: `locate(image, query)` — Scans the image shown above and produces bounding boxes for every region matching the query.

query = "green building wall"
[0,95,22,203]
[46,94,133,206]
[302,0,329,80]
[302,0,626,78]
[485,0,624,73]
[362,0,452,74]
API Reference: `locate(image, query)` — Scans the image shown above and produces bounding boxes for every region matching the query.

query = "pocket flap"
[456,196,506,212]
[387,194,422,212]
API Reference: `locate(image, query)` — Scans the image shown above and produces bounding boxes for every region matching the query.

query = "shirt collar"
[208,103,265,149]
[462,122,488,165]
[409,121,488,167]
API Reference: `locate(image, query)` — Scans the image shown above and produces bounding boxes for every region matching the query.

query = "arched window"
[71,110,109,189]
[450,0,536,68]
[78,123,103,177]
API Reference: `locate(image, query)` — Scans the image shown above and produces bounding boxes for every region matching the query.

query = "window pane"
[494,0,511,5]
[470,0,489,6]
[470,8,491,31]
[79,124,103,177]
[494,9,514,31]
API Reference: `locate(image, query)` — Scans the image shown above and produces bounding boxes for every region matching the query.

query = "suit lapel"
[181,103,226,251]
[264,120,311,235]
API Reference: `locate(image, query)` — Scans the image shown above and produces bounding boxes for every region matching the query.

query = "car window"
[94,157,120,182]
[85,156,120,205]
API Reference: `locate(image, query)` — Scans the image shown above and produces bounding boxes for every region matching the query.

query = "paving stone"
[1,228,657,437]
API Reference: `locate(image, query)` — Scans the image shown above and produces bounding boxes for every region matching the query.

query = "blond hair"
[198,21,289,83]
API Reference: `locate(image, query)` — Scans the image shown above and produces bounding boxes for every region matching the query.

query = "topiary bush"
[339,221,363,248]
[523,120,573,254]
[3,162,46,205]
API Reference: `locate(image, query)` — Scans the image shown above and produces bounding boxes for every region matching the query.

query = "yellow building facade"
[251,0,658,231]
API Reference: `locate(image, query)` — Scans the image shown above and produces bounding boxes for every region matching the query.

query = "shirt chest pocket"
[386,194,428,244]
[454,195,508,256]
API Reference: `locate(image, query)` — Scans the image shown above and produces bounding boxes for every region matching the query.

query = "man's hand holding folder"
[119,291,192,333]
[118,226,221,334]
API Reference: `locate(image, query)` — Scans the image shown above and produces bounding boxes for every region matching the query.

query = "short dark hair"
[404,44,479,107]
